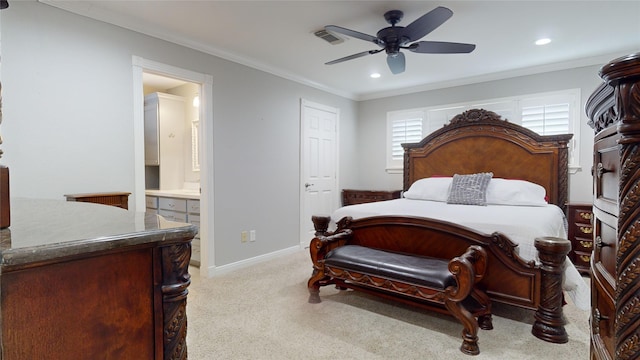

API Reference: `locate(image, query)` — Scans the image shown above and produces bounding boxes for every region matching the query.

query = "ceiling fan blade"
[386,52,406,74]
[325,25,381,45]
[404,6,453,41]
[409,41,476,54]
[325,49,380,65]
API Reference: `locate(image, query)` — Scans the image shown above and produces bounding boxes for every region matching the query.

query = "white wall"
[357,65,608,203]
[0,2,359,267]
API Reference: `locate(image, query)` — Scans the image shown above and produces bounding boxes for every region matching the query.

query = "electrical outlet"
[241,231,248,243]
[250,230,256,242]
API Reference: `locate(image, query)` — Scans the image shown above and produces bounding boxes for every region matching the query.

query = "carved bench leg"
[532,237,571,343]
[471,288,493,330]
[308,268,326,304]
[478,315,493,331]
[445,300,480,356]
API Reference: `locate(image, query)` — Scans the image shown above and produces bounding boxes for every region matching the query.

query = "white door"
[300,100,339,246]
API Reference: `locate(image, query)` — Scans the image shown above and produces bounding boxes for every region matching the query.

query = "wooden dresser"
[64,191,131,209]
[586,52,640,360]
[0,199,196,360]
[566,203,593,274]
[341,189,402,206]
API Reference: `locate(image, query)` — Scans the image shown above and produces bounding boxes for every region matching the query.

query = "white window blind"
[521,103,570,135]
[391,118,423,160]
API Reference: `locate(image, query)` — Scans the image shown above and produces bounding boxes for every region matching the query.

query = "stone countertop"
[145,189,200,200]
[0,198,197,268]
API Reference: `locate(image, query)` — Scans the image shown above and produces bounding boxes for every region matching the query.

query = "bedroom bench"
[307,229,493,356]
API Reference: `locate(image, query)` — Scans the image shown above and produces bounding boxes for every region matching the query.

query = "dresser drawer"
[575,224,593,238]
[187,199,200,214]
[158,209,188,222]
[159,197,187,212]
[574,238,594,252]
[591,275,616,358]
[145,196,158,209]
[566,203,593,275]
[593,212,617,282]
[594,129,620,216]
[573,251,592,269]
[569,207,592,224]
[187,214,200,227]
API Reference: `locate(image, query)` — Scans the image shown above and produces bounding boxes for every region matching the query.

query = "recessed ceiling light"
[535,38,551,46]
[370,73,381,78]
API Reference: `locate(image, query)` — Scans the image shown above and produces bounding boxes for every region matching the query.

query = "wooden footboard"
[311,215,571,343]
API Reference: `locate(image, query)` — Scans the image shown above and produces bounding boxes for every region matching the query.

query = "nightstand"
[64,192,131,210]
[566,203,593,275]
[342,189,402,206]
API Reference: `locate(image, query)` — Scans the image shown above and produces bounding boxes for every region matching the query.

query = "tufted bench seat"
[308,238,492,355]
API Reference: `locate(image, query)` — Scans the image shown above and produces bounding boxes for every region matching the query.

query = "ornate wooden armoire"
[586,52,640,360]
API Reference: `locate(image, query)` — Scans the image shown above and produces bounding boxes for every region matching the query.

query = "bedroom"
[2,0,638,273]
[0,1,638,357]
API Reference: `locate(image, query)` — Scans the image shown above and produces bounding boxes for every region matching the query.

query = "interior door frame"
[299,99,340,247]
[132,56,214,278]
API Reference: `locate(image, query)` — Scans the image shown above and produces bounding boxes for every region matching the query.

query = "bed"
[310,108,590,343]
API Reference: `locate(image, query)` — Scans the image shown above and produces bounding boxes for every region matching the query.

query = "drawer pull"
[579,212,592,220]
[592,309,609,334]
[595,236,610,249]
[579,241,593,249]
[579,226,593,234]
[596,163,611,179]
[580,255,591,262]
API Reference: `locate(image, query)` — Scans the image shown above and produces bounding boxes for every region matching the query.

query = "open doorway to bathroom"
[142,73,201,193]
[142,73,202,267]
[132,56,213,278]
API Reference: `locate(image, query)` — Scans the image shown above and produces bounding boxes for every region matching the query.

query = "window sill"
[568,165,581,175]
[386,168,403,175]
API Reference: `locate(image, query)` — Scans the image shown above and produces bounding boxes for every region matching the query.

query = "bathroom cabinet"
[144,92,186,190]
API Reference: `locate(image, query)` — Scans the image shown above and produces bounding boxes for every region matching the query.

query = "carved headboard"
[402,109,572,207]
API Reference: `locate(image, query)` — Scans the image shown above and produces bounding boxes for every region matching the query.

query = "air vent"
[314,29,344,45]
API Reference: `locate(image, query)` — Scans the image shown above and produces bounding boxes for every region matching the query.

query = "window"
[522,104,570,135]
[386,89,580,173]
[387,110,424,170]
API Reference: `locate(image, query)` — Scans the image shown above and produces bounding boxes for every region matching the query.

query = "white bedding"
[331,198,590,310]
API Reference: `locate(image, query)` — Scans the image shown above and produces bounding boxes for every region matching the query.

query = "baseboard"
[206,245,303,277]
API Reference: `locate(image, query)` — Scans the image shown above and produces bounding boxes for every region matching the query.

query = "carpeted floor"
[186,249,590,359]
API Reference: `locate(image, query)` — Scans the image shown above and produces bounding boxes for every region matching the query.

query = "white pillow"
[403,177,452,202]
[486,178,548,206]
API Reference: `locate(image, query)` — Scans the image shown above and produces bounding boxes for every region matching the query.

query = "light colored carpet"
[186,249,590,359]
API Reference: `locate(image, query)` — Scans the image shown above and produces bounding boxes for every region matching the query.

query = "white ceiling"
[42,1,640,100]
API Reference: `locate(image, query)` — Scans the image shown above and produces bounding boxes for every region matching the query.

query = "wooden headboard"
[402,109,572,207]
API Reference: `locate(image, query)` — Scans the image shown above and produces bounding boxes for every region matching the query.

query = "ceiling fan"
[324,6,475,74]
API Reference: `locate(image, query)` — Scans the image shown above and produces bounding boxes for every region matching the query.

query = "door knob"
[305,183,313,189]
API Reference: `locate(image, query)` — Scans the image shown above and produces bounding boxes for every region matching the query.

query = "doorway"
[132,56,214,278]
[299,99,339,246]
